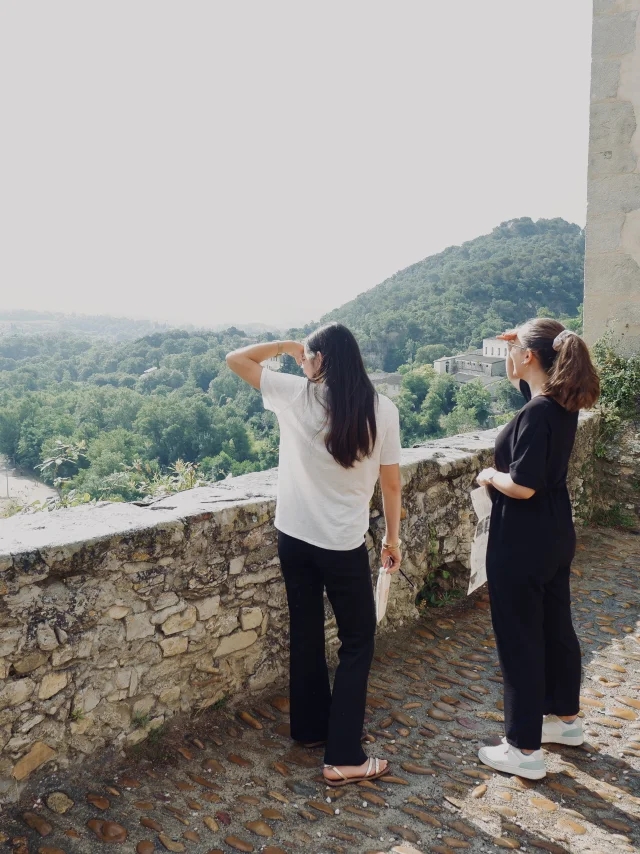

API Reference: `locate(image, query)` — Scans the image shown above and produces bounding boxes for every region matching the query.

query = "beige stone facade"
[585,0,640,354]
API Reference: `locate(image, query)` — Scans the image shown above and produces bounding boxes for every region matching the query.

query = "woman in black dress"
[475,318,600,780]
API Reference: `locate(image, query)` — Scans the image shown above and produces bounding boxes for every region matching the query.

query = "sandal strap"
[365,757,382,777]
[324,764,346,780]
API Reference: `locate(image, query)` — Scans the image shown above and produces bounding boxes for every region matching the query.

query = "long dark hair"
[305,322,377,468]
[519,318,600,412]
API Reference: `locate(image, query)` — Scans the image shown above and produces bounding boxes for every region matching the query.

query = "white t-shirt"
[261,368,402,551]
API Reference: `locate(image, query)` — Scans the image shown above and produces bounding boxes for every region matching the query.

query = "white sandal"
[323,757,389,787]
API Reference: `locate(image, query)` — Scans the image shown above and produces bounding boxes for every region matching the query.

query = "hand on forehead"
[496,328,519,342]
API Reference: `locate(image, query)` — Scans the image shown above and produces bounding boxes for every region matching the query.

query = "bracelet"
[382,538,402,550]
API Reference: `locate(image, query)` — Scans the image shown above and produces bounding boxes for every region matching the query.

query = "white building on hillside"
[261,355,284,372]
[433,338,507,396]
[368,372,403,399]
[482,338,509,358]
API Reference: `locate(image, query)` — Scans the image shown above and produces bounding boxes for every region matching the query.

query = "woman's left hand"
[381,546,401,574]
[477,467,497,486]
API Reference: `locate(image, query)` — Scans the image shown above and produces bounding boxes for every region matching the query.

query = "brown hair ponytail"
[519,318,600,412]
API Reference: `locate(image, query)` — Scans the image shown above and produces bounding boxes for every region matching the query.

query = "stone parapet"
[0,414,599,801]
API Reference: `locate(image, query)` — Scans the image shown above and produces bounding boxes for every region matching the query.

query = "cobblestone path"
[2,527,639,854]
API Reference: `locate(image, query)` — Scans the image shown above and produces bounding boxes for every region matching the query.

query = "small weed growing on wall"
[591,503,636,529]
[211,695,228,711]
[416,568,464,609]
[593,336,640,420]
[147,723,166,745]
[132,712,151,730]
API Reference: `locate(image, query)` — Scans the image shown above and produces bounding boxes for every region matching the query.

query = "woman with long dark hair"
[475,318,600,779]
[226,322,402,786]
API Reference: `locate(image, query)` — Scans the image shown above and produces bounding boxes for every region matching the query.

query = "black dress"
[486,380,581,750]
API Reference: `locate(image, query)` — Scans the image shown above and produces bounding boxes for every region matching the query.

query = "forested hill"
[322,217,584,371]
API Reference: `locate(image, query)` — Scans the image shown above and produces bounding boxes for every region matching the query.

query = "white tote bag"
[375,564,392,624]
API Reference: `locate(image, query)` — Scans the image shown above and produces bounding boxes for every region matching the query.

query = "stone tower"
[584,0,640,355]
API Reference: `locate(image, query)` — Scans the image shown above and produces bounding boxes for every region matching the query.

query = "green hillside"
[323,217,584,371]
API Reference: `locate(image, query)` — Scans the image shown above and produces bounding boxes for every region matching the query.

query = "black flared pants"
[278,531,376,766]
[487,559,582,751]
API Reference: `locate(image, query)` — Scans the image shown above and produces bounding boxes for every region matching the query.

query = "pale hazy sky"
[1,1,592,330]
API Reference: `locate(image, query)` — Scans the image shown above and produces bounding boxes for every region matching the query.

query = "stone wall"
[598,419,640,520]
[584,0,640,355]
[0,414,599,802]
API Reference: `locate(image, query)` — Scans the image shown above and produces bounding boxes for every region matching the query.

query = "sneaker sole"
[541,734,584,746]
[478,751,546,780]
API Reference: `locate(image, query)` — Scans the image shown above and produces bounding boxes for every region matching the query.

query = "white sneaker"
[478,738,546,780]
[541,715,584,746]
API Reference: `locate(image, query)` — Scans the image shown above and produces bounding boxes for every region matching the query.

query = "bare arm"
[379,463,402,571]
[226,340,303,390]
[497,329,522,390]
[477,467,535,500]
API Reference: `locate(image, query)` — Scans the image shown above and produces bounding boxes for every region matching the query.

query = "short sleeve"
[380,403,402,465]
[509,404,549,491]
[260,369,307,415]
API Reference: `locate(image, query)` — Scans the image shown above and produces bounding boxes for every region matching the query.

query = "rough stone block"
[592,11,638,59]
[591,59,621,101]
[36,624,58,652]
[588,173,640,213]
[589,101,636,155]
[211,613,240,638]
[236,566,280,588]
[595,0,640,14]
[133,695,155,717]
[13,652,48,674]
[125,613,154,642]
[159,686,181,705]
[70,715,94,735]
[107,605,130,620]
[586,214,625,253]
[126,728,149,746]
[93,700,131,730]
[240,607,263,631]
[0,628,23,658]
[74,687,101,714]
[586,251,640,297]
[152,591,179,610]
[229,556,246,575]
[160,636,188,657]
[215,630,258,657]
[39,672,68,700]
[114,669,132,690]
[621,209,640,267]
[11,741,56,780]
[161,606,197,635]
[194,595,220,621]
[51,647,74,667]
[151,601,186,625]
[0,678,35,708]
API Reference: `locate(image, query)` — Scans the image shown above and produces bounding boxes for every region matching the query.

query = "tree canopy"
[323,217,584,371]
